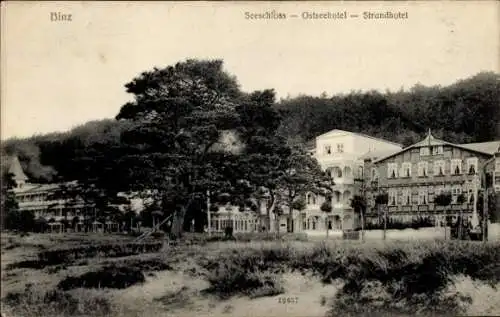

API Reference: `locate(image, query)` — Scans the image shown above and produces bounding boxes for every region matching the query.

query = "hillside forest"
[2,69,498,184]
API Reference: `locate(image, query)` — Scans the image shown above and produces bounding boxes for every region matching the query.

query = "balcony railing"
[384,203,473,214]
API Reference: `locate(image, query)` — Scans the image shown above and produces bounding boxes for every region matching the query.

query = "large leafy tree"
[114,59,249,237]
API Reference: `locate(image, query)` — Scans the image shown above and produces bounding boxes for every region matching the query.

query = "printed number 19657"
[278,297,299,304]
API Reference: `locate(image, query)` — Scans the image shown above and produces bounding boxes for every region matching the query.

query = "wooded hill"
[276,72,500,147]
[2,71,499,184]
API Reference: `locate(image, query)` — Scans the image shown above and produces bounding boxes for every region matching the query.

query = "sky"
[1,1,499,139]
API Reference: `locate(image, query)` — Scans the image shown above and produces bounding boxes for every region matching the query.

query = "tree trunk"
[266,197,276,233]
[443,208,448,240]
[483,191,489,242]
[458,207,463,240]
[383,205,387,240]
[326,217,329,239]
[171,196,195,238]
[360,210,365,242]
[275,213,280,238]
[266,207,271,232]
[288,198,294,233]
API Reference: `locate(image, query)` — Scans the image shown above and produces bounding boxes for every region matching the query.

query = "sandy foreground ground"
[111,270,342,317]
[1,233,500,317]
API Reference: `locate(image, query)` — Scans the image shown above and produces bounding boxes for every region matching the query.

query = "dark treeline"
[276,72,500,147]
[1,119,133,183]
[2,71,499,183]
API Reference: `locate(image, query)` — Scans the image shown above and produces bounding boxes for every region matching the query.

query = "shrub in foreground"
[102,257,173,272]
[3,284,111,317]
[57,265,145,290]
[37,242,164,266]
[198,240,500,313]
[205,263,284,299]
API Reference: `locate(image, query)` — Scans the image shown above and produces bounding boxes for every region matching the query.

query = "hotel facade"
[363,131,500,228]
[6,156,122,232]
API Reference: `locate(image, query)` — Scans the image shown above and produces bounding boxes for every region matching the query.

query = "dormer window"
[432,146,444,155]
[420,147,430,156]
[337,143,344,153]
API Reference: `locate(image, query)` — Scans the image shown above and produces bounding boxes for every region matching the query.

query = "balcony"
[384,204,474,214]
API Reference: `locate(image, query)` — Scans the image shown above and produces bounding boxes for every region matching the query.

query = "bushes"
[3,284,111,316]
[37,242,163,266]
[206,265,284,299]
[58,265,145,290]
[6,242,164,270]
[197,240,500,313]
[103,257,172,272]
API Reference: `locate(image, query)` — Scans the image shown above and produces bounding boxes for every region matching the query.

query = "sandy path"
[113,270,341,317]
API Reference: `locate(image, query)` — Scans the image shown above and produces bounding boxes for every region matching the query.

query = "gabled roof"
[374,130,499,164]
[359,149,401,161]
[460,141,500,155]
[411,131,448,147]
[7,155,28,181]
[315,129,403,148]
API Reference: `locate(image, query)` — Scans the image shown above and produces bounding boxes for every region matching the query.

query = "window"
[451,185,462,203]
[336,167,343,178]
[434,160,445,176]
[418,162,428,177]
[420,147,430,156]
[307,193,317,205]
[388,189,398,206]
[387,163,398,179]
[307,217,318,230]
[418,188,428,205]
[402,189,412,205]
[371,168,378,181]
[432,146,443,155]
[401,162,412,178]
[466,157,478,175]
[451,159,462,175]
[325,145,332,155]
[337,143,344,153]
[358,167,363,178]
[495,158,500,172]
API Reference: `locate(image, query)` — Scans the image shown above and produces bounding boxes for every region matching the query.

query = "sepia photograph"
[1,1,500,316]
